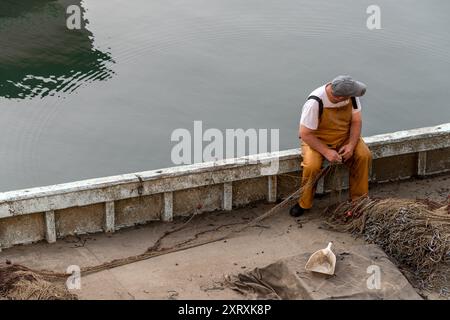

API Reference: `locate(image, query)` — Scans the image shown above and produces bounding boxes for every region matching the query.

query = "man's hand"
[324,149,342,164]
[338,144,354,162]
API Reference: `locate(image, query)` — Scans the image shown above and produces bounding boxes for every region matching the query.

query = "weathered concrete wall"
[55,203,105,237]
[277,172,301,200]
[372,153,418,182]
[0,123,449,250]
[426,148,450,174]
[115,194,163,228]
[233,177,267,207]
[173,184,223,217]
[0,213,45,247]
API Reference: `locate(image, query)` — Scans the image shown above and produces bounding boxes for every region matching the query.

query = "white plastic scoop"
[305,242,336,275]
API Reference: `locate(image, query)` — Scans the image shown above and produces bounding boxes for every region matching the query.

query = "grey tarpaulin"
[225,244,422,300]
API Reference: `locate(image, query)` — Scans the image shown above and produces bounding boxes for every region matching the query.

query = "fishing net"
[323,196,450,295]
[0,264,77,300]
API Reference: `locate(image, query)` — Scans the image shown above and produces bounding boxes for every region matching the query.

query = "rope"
[18,164,336,278]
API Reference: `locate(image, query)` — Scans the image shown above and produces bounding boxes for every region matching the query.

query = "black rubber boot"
[289,203,306,217]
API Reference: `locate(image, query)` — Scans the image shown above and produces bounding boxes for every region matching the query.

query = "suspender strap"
[351,96,358,109]
[307,95,323,119]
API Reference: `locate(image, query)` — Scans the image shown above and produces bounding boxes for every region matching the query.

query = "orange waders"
[299,100,372,209]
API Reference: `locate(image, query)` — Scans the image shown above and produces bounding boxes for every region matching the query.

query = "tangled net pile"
[0,264,77,300]
[324,197,450,294]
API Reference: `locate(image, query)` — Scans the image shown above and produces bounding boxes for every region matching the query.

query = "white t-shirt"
[299,84,362,130]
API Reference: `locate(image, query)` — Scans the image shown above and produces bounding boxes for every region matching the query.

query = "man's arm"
[338,111,362,161]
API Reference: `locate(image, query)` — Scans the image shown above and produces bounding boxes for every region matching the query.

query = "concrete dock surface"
[1,173,449,300]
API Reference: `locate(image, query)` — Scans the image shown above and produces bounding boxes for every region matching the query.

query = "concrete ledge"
[0,123,449,248]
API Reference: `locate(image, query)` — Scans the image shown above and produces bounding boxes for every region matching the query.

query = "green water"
[0,0,449,192]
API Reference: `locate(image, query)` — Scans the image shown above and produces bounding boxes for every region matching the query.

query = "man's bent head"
[330,75,367,100]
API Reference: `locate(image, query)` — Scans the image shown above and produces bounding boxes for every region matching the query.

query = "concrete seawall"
[1,123,449,250]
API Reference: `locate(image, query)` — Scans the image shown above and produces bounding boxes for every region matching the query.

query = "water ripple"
[0,0,114,100]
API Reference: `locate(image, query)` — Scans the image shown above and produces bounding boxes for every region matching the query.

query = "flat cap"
[331,75,367,97]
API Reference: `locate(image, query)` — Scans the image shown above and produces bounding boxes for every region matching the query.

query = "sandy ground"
[1,173,449,300]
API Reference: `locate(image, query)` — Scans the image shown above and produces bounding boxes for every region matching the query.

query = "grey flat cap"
[331,75,367,97]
